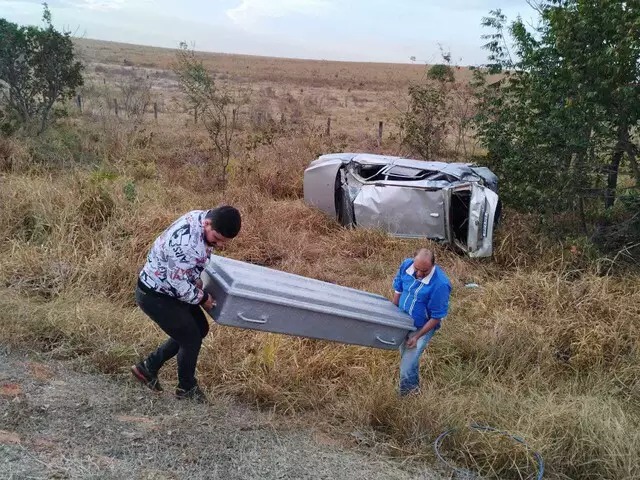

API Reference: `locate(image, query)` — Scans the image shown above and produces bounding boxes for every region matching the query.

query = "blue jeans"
[399,329,435,395]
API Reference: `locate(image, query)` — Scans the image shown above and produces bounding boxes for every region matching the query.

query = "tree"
[118,71,151,120]
[427,63,455,83]
[0,4,84,134]
[172,42,245,187]
[401,54,477,159]
[401,81,449,159]
[473,1,639,247]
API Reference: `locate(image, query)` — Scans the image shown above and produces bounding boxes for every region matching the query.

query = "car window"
[385,166,429,178]
[385,165,457,182]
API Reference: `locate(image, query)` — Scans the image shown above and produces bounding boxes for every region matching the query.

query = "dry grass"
[1,45,639,480]
[73,38,497,149]
[74,38,474,91]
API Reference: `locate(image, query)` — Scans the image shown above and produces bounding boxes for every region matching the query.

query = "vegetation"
[472,1,639,258]
[401,54,479,160]
[173,42,245,187]
[0,4,83,134]
[0,2,639,479]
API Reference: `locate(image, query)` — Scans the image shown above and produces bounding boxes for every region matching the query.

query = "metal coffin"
[201,255,415,350]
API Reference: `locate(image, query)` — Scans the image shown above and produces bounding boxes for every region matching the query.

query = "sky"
[0,0,534,65]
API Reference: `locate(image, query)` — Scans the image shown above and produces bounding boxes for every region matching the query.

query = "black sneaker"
[131,361,163,392]
[175,385,208,403]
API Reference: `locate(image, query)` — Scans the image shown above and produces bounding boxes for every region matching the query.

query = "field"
[1,38,639,479]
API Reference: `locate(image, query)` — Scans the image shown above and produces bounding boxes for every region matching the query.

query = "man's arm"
[406,283,451,348]
[392,291,401,306]
[406,318,441,348]
[164,245,210,306]
[392,261,406,306]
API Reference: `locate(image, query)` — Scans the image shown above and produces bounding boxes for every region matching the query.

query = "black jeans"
[135,283,210,391]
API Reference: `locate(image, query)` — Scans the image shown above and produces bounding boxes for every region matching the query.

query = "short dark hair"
[206,205,241,238]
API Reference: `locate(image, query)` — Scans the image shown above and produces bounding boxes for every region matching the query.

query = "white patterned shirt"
[139,210,213,304]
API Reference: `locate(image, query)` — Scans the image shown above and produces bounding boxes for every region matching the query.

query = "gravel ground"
[0,346,441,480]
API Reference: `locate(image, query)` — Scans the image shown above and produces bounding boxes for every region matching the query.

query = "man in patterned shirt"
[131,206,241,402]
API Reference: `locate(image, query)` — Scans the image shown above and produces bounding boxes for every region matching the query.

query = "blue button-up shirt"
[393,258,452,329]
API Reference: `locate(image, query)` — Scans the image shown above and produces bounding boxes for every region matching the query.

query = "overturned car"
[303,153,501,258]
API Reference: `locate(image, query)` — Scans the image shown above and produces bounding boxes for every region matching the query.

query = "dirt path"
[0,346,441,480]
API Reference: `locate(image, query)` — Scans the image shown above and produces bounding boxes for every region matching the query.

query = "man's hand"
[195,278,203,289]
[405,319,442,349]
[392,292,401,307]
[202,295,215,311]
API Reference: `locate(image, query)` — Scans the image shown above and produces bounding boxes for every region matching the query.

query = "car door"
[466,183,499,258]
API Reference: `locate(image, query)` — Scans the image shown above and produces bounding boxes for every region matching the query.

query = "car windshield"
[349,162,455,183]
[384,166,427,178]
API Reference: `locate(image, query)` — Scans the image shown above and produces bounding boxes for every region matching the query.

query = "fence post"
[114,99,119,117]
[194,108,198,124]
[378,121,383,147]
[326,117,331,137]
[153,102,158,121]
[76,95,82,112]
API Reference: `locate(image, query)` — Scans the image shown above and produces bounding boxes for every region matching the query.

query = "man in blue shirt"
[392,249,452,395]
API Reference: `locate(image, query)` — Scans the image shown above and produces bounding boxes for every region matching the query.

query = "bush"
[0,5,84,134]
[592,190,640,265]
